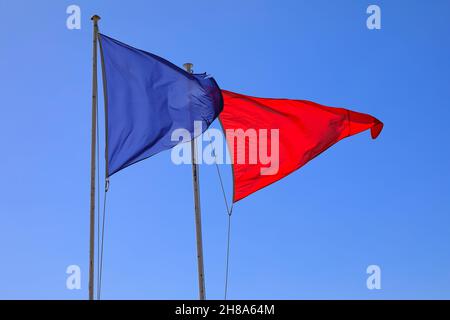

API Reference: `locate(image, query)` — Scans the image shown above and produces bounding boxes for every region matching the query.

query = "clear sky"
[1,0,450,299]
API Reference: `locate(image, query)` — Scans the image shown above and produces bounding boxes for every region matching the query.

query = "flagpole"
[183,63,206,300]
[89,14,101,301]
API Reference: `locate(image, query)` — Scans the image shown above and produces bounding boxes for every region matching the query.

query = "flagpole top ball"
[183,63,194,73]
[91,15,101,22]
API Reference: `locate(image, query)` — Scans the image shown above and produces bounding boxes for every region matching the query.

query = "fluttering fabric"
[219,90,383,202]
[98,34,223,176]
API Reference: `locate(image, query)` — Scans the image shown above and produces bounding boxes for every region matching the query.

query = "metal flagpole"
[183,63,206,300]
[89,14,101,301]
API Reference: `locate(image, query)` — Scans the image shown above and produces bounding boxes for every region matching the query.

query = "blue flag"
[98,34,223,176]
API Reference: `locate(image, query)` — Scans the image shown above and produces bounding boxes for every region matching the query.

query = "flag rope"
[97,179,109,299]
[224,212,232,299]
[96,82,101,299]
[206,129,233,299]
[206,130,233,216]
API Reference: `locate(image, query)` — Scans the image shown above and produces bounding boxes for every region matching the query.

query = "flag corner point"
[371,121,384,139]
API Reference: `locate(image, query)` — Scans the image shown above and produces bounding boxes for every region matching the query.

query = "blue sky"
[1,0,450,299]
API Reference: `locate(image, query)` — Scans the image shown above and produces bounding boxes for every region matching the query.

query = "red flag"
[219,90,383,202]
